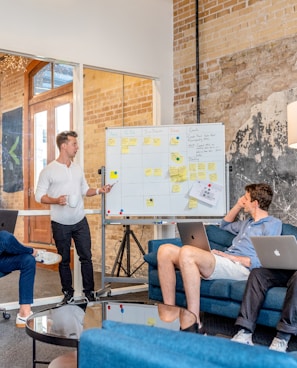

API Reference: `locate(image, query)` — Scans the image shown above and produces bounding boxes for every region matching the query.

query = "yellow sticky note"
[129,138,137,146]
[108,138,116,146]
[169,166,179,176]
[154,168,162,176]
[190,173,197,181]
[170,137,179,145]
[171,152,183,163]
[172,184,180,193]
[209,173,218,182]
[208,162,216,171]
[121,145,129,154]
[188,198,198,208]
[178,166,187,176]
[153,138,161,146]
[189,163,196,171]
[145,168,153,176]
[143,137,152,145]
[146,198,154,207]
[198,162,206,170]
[147,317,156,326]
[198,172,207,180]
[121,138,129,146]
[110,171,118,179]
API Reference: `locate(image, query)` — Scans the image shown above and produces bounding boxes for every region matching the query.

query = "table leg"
[32,338,36,368]
[32,337,51,367]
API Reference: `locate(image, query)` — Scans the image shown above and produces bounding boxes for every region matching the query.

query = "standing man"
[35,130,112,303]
[157,183,282,333]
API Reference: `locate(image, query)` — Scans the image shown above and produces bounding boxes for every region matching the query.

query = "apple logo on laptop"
[274,249,281,257]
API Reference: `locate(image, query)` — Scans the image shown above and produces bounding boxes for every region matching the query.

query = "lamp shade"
[287,101,297,149]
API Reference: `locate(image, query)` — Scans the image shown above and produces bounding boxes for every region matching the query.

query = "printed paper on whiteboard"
[189,180,224,207]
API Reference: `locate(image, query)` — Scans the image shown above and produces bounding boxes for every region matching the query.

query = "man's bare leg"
[179,246,216,326]
[157,243,181,321]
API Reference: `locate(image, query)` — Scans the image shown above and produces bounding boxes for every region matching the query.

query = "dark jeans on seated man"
[232,267,297,352]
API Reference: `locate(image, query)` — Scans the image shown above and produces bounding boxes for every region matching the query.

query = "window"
[33,62,74,96]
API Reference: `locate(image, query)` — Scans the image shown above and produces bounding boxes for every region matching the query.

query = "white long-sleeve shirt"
[35,160,89,225]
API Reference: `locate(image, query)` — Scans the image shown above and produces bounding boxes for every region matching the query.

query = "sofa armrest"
[144,238,182,269]
[148,238,182,253]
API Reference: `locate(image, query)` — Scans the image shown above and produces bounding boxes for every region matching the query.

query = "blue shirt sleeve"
[220,216,282,269]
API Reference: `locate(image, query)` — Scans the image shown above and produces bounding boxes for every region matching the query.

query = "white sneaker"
[16,311,33,328]
[35,250,62,265]
[269,337,288,353]
[231,329,254,346]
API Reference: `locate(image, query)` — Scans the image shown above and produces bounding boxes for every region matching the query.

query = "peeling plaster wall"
[198,34,297,224]
[227,88,297,225]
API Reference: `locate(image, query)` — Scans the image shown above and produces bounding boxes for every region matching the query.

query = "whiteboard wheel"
[3,312,10,320]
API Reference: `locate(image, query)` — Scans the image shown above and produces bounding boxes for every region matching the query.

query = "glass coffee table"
[26,304,85,368]
[26,300,190,367]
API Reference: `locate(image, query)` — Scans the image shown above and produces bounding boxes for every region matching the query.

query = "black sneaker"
[60,291,74,305]
[84,292,96,302]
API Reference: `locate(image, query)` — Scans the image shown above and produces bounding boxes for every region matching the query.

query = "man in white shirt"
[35,130,111,303]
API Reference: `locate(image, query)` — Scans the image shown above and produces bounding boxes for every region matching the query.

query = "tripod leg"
[111,232,127,276]
[130,230,146,255]
[111,226,146,278]
[123,229,146,277]
[126,228,131,277]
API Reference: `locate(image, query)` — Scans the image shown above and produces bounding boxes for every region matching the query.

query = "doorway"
[24,61,73,244]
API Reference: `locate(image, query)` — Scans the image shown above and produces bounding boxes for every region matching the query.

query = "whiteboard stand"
[95,167,148,299]
[111,220,146,277]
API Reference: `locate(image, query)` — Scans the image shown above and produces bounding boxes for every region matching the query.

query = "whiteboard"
[105,123,226,217]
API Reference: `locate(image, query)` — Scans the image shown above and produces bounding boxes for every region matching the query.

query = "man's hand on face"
[237,195,245,209]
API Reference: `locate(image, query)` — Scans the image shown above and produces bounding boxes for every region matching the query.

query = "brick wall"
[83,69,154,273]
[173,0,197,124]
[173,0,297,222]
[0,71,26,239]
[174,0,297,132]
[0,67,154,276]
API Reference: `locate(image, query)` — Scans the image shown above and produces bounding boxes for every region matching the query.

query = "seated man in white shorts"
[157,183,282,333]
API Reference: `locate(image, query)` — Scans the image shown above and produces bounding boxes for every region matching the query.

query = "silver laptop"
[0,210,18,233]
[177,222,211,251]
[251,235,297,269]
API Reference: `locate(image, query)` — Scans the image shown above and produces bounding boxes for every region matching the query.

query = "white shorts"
[205,254,250,281]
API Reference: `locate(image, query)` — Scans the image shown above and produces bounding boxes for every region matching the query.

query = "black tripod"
[111,224,146,277]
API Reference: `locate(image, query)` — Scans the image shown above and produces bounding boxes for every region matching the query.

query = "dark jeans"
[236,267,297,334]
[51,217,94,295]
[0,230,35,304]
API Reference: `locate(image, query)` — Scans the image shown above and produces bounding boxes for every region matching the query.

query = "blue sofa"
[143,223,297,328]
[79,320,297,368]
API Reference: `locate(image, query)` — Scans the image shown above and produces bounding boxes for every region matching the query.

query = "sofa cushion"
[80,322,219,368]
[86,320,297,368]
[144,251,158,267]
[206,225,236,249]
[229,280,247,302]
[200,279,235,299]
[281,223,297,238]
[262,287,287,310]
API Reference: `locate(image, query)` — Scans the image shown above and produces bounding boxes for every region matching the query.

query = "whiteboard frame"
[105,123,227,217]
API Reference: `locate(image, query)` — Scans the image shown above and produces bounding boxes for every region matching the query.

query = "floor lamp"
[287,101,297,148]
